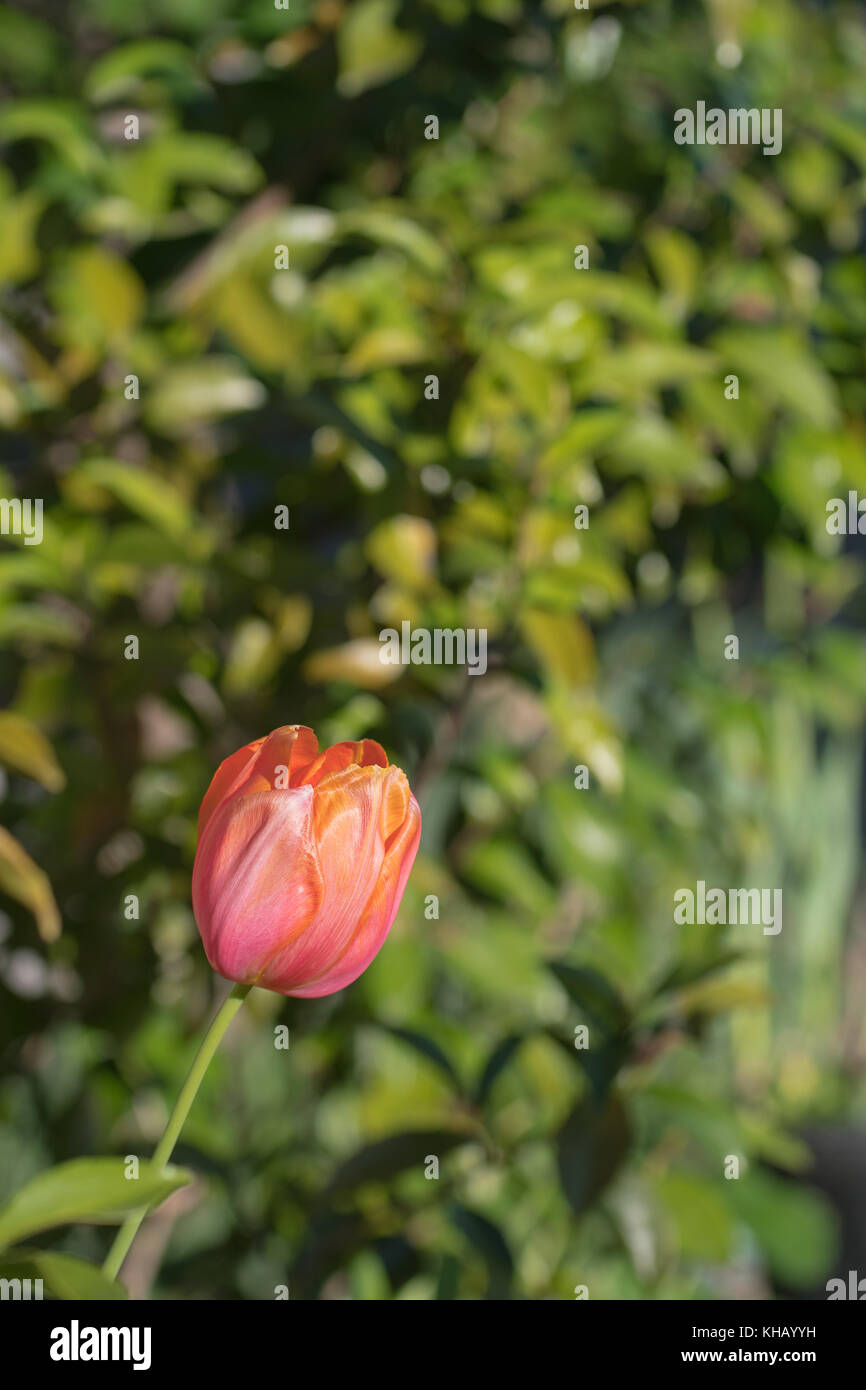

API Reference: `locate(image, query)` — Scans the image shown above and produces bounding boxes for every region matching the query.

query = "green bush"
[0,0,864,1300]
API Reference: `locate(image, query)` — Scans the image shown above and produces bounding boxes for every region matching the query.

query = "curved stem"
[103,982,251,1284]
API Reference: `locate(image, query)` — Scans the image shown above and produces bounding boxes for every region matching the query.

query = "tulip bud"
[192,725,421,998]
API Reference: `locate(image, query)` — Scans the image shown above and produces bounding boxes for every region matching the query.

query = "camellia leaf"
[0,1159,192,1249]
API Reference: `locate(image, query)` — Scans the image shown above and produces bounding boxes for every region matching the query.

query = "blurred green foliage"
[1,0,865,1300]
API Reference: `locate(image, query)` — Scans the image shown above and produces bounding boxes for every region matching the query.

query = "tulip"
[192,725,421,998]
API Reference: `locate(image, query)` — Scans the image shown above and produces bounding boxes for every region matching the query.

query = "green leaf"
[711,328,840,429]
[677,975,771,1017]
[54,246,145,347]
[84,39,198,103]
[343,325,429,375]
[325,1131,474,1198]
[0,712,65,791]
[557,1091,631,1218]
[644,226,700,312]
[381,1026,461,1089]
[338,207,447,274]
[0,1249,127,1300]
[0,101,99,174]
[0,1159,192,1249]
[303,638,402,690]
[75,459,193,538]
[549,962,631,1037]
[0,11,59,83]
[0,605,81,647]
[461,839,555,916]
[649,950,744,999]
[729,1172,837,1288]
[434,1252,459,1300]
[577,1033,633,1102]
[0,825,61,942]
[475,1034,525,1105]
[144,359,266,435]
[0,191,44,285]
[366,514,437,590]
[520,609,596,687]
[222,618,281,698]
[450,1205,513,1299]
[336,0,422,98]
[652,1172,733,1261]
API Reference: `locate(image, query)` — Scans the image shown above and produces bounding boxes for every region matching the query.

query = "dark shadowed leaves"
[380,1025,461,1089]
[549,962,631,1036]
[324,1130,475,1199]
[474,1033,525,1105]
[557,1092,632,1220]
[450,1204,513,1300]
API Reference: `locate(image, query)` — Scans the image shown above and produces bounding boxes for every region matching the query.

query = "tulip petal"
[250,725,321,790]
[256,764,391,993]
[192,786,323,985]
[297,738,389,788]
[197,738,264,838]
[288,781,421,998]
[198,726,321,838]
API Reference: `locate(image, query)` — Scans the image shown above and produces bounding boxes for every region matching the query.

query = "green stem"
[102,982,251,1284]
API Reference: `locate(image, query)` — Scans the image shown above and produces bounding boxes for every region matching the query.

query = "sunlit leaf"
[0,826,61,942]
[0,1159,192,1249]
[0,712,65,791]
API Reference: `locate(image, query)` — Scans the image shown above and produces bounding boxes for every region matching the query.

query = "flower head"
[192,726,421,997]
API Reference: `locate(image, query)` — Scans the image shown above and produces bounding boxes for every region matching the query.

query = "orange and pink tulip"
[192,725,421,998]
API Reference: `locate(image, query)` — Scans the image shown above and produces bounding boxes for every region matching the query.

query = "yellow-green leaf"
[0,712,65,791]
[0,1159,192,1249]
[0,826,61,942]
[366,514,437,590]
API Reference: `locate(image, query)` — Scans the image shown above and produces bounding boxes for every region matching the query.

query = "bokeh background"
[1,0,866,1300]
